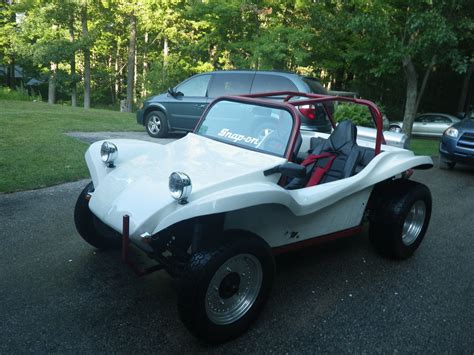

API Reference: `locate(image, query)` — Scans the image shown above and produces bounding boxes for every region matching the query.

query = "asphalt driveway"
[0,144,473,353]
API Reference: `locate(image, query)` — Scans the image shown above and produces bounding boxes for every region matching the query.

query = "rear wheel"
[369,180,432,259]
[74,182,121,250]
[145,110,169,138]
[177,233,275,344]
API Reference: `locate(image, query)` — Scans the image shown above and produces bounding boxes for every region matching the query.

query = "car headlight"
[100,141,118,167]
[169,172,192,204]
[444,127,458,138]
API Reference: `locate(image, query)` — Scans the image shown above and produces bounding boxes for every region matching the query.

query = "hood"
[453,118,474,131]
[88,133,285,237]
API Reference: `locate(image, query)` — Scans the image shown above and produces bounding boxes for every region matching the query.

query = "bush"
[0,86,39,101]
[333,102,373,127]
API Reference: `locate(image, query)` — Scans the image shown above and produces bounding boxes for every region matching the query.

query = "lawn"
[0,100,140,193]
[410,137,439,157]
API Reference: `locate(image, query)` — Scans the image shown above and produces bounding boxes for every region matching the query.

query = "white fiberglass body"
[86,131,432,251]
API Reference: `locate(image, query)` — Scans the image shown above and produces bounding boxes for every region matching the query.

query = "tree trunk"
[126,15,137,112]
[414,55,436,115]
[82,4,91,109]
[115,38,121,102]
[142,32,148,98]
[69,17,77,107]
[48,62,57,105]
[8,59,15,88]
[402,56,418,137]
[109,56,115,105]
[162,36,169,85]
[457,59,474,114]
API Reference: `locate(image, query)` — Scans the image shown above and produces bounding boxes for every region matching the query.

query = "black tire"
[145,110,169,138]
[439,156,455,170]
[74,182,121,250]
[369,179,432,259]
[177,232,275,344]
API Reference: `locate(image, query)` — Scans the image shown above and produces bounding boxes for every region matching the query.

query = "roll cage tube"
[194,95,302,161]
[242,91,385,155]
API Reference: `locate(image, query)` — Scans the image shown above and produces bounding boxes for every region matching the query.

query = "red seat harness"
[301,152,337,187]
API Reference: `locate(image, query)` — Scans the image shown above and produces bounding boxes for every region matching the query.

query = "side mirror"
[264,162,306,178]
[168,87,183,97]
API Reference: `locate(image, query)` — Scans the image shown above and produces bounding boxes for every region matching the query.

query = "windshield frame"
[243,91,385,155]
[194,96,302,160]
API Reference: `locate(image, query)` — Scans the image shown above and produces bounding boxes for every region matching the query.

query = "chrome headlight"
[444,127,458,138]
[169,172,192,204]
[100,141,118,167]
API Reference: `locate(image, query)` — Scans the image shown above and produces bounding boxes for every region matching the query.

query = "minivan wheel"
[145,110,169,138]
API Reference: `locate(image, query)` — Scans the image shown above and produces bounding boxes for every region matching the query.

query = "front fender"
[152,182,291,235]
[85,139,163,189]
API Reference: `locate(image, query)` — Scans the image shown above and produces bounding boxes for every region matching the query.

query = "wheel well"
[144,106,169,127]
[150,213,226,254]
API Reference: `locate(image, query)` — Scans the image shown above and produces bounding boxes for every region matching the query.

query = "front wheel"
[439,156,456,170]
[177,233,275,344]
[369,180,432,259]
[74,182,121,250]
[145,110,169,138]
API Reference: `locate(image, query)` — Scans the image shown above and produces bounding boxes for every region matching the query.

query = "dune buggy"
[74,92,433,343]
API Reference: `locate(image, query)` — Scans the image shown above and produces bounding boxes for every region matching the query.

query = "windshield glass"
[197,100,294,157]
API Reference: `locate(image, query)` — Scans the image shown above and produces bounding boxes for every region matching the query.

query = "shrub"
[333,102,373,127]
[0,86,41,101]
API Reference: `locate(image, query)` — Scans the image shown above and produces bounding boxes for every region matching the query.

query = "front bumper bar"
[122,215,162,276]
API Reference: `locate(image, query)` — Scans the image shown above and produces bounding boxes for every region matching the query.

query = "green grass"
[0,100,141,193]
[410,138,439,156]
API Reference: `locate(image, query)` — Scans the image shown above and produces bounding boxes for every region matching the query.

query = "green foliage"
[334,103,372,127]
[0,86,39,101]
[146,54,214,94]
[1,0,471,118]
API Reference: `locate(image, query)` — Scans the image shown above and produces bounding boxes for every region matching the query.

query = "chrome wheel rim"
[147,115,161,134]
[205,253,263,325]
[402,200,426,246]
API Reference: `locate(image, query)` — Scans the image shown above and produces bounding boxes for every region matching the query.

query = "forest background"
[1,0,473,136]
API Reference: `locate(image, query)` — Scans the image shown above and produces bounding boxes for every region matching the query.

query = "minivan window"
[251,74,298,93]
[302,77,327,95]
[176,74,211,97]
[207,73,254,97]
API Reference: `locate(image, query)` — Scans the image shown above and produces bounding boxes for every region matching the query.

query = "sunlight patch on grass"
[0,100,140,193]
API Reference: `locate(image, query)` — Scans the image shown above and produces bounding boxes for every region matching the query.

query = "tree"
[349,0,459,136]
[13,1,74,104]
[0,0,17,88]
[81,2,90,109]
[125,14,136,112]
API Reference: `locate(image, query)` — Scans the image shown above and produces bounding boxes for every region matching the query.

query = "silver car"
[389,113,460,137]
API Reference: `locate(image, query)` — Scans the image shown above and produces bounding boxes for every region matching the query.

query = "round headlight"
[169,172,192,204]
[444,127,458,138]
[100,141,118,167]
